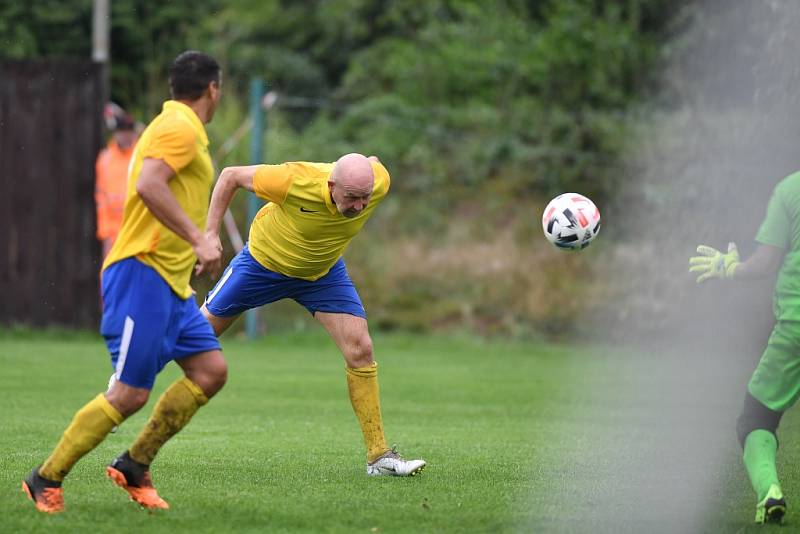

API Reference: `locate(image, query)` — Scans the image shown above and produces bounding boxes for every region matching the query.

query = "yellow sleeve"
[141,118,196,173]
[371,161,391,195]
[253,164,293,205]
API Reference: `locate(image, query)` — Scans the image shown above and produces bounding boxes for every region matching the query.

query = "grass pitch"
[0,329,796,532]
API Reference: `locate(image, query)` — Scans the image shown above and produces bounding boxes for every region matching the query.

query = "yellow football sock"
[345,362,390,462]
[39,393,124,481]
[129,377,208,465]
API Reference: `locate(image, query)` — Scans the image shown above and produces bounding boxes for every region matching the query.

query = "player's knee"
[193,355,228,398]
[106,386,150,416]
[211,357,229,391]
[345,334,374,367]
[736,392,783,448]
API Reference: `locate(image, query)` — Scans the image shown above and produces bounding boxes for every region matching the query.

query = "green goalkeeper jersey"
[756,171,800,319]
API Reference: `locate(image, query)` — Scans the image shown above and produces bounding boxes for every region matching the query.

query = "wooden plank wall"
[0,60,103,328]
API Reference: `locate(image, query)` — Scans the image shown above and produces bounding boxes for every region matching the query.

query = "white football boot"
[366,447,426,477]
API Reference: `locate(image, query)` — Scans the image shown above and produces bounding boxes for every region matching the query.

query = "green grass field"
[1,329,797,532]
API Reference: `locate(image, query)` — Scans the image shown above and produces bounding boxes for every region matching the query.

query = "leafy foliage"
[0,1,93,59]
[3,0,690,336]
[1,0,679,203]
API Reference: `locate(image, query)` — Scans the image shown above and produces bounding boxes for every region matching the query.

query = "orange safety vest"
[95,138,136,242]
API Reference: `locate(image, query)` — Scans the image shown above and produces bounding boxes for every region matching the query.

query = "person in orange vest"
[95,111,138,258]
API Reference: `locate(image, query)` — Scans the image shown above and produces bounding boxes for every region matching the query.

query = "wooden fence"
[0,60,104,328]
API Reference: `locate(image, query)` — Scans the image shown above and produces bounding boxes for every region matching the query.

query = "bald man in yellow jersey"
[202,153,426,477]
[23,51,226,513]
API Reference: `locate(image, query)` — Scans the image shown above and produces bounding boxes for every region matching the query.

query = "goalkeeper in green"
[689,172,800,524]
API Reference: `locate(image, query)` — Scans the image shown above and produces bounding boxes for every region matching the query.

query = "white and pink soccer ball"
[541,193,601,250]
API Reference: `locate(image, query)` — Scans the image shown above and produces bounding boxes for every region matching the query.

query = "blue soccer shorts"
[204,243,366,319]
[100,257,221,390]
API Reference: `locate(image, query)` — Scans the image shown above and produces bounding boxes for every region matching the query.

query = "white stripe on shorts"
[205,266,234,305]
[115,316,135,379]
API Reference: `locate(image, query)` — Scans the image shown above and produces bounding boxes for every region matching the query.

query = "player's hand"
[194,232,223,278]
[689,242,741,283]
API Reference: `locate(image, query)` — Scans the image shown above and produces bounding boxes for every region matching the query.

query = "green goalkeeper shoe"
[755,484,786,524]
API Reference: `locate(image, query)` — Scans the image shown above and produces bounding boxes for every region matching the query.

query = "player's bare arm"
[205,165,258,237]
[200,166,261,336]
[732,244,784,280]
[137,157,222,277]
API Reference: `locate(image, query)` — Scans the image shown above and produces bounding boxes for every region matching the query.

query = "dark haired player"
[23,51,225,513]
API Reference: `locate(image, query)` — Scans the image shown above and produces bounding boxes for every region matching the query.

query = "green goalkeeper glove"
[688,242,741,283]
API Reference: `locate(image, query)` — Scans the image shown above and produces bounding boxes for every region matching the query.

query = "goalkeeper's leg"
[736,322,800,523]
[738,405,784,524]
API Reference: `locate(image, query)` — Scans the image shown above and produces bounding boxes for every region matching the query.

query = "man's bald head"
[331,153,374,189]
[329,153,375,218]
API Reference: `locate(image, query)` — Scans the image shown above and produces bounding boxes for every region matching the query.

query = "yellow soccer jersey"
[248,160,390,280]
[102,100,213,299]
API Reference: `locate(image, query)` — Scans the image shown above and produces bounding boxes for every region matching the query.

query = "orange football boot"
[22,468,65,513]
[106,451,169,510]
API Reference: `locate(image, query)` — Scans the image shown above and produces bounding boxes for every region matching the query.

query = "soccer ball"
[542,193,601,250]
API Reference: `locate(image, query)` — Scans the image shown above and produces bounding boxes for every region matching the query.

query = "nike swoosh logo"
[300,207,318,213]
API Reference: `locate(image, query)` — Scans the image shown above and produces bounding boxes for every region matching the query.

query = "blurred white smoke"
[527,1,800,530]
